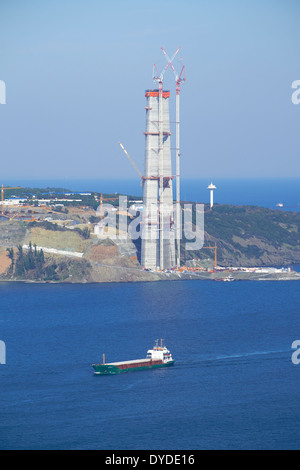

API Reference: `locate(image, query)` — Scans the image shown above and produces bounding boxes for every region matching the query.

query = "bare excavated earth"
[24,226,91,253]
[0,247,12,275]
[0,220,27,248]
[1,203,300,283]
[0,221,162,282]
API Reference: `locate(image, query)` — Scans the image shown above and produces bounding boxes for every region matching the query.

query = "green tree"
[6,247,14,271]
[15,245,25,276]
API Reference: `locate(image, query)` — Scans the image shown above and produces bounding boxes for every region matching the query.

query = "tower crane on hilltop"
[201,244,218,270]
[98,193,119,220]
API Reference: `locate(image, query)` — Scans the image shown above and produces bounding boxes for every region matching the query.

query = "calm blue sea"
[4,178,300,211]
[0,280,300,450]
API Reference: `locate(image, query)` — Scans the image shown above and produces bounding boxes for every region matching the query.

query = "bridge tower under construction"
[141,88,175,270]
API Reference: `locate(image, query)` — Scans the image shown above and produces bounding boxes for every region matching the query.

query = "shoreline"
[1,268,300,284]
[1,200,300,283]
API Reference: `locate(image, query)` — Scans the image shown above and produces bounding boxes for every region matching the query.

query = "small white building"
[2,198,27,206]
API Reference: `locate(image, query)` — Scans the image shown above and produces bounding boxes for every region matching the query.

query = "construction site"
[1,48,300,282]
[118,47,185,272]
[0,48,235,279]
[1,183,300,282]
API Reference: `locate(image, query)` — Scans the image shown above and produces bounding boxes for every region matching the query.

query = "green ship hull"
[93,361,174,375]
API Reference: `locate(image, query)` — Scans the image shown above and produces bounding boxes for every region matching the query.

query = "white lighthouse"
[208,182,217,208]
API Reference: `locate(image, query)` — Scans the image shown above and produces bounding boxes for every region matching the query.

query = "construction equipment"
[118,47,185,271]
[119,141,176,187]
[99,194,118,220]
[99,194,119,202]
[201,244,218,269]
[118,142,143,180]
[158,48,185,268]
[1,185,22,215]
[153,47,185,269]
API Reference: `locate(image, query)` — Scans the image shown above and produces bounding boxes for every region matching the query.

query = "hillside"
[0,204,300,282]
[182,204,300,267]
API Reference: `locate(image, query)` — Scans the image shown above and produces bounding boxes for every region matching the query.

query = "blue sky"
[0,0,299,181]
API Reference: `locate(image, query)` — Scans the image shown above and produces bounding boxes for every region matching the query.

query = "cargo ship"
[92,339,174,375]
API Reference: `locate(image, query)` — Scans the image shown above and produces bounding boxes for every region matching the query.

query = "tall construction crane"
[160,47,185,268]
[153,48,185,268]
[152,53,169,270]
[1,184,22,215]
[99,193,119,220]
[202,244,218,270]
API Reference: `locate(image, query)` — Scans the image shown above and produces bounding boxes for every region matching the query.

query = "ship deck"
[107,358,151,366]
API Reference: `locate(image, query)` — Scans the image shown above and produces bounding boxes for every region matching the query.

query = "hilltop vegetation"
[5,241,91,281]
[1,200,300,283]
[181,204,300,267]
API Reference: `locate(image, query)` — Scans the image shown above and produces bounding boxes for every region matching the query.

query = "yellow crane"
[99,194,119,220]
[1,184,22,215]
[201,244,218,269]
